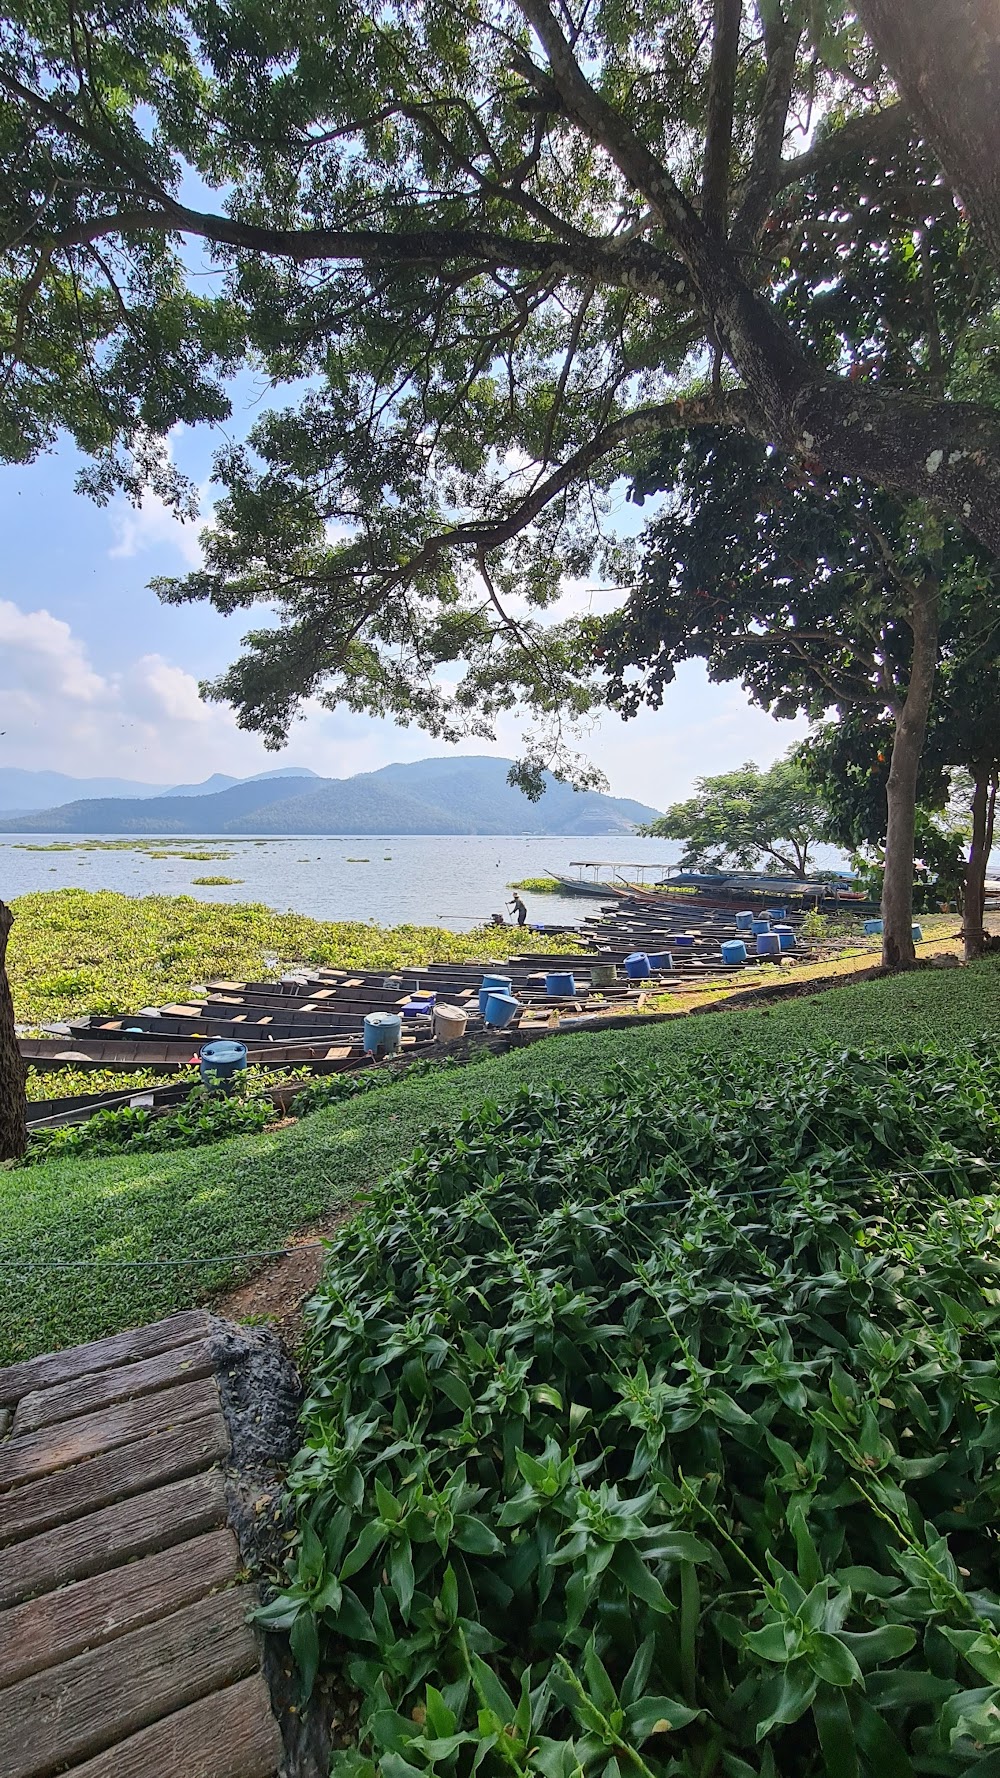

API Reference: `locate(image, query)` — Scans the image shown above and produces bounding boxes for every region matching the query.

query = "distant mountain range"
[0,757,659,835]
[0,765,317,814]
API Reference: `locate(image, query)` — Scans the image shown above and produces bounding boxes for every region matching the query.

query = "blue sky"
[0,403,809,807]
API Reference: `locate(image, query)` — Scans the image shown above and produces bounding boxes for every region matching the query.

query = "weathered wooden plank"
[0,1375,220,1492]
[0,1585,260,1778]
[12,1340,216,1436]
[0,1526,240,1687]
[0,1468,228,1609]
[0,1411,229,1547]
[58,1673,282,1778]
[0,1312,210,1408]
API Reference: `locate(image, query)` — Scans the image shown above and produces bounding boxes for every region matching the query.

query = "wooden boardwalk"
[0,1311,284,1778]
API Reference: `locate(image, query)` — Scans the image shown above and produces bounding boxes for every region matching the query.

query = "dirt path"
[213,1206,355,1349]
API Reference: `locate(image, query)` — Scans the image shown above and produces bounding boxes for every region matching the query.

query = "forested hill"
[0,757,659,835]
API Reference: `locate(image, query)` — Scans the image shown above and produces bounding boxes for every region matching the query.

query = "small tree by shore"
[638,759,826,881]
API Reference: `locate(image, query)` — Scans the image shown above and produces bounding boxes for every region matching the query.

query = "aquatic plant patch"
[267,1045,1000,1778]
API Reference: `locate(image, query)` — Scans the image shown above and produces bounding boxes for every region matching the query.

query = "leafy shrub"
[262,1045,1000,1776]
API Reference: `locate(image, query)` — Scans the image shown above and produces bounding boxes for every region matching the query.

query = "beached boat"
[543,869,621,899]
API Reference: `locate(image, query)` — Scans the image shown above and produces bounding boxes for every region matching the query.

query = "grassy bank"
[7,889,572,1025]
[2,956,998,1363]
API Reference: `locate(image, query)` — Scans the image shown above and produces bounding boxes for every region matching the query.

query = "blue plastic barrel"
[647,952,673,969]
[482,974,512,993]
[364,1012,402,1057]
[672,934,695,950]
[774,926,797,951]
[721,939,747,964]
[735,911,754,931]
[199,1040,247,1088]
[751,920,771,935]
[912,924,923,943]
[484,992,519,1029]
[864,918,883,936]
[545,972,576,996]
[624,952,651,979]
[756,932,782,957]
[766,907,787,921]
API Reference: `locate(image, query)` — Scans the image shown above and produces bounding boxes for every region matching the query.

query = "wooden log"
[52,1674,282,1778]
[0,1585,260,1778]
[0,1312,210,1409]
[0,1375,221,1491]
[0,1467,229,1609]
[12,1340,216,1436]
[0,1526,240,1686]
[0,1411,229,1547]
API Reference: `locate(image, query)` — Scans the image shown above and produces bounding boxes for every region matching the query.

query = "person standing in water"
[507,891,528,927]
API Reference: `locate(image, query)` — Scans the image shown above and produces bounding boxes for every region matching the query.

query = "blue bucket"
[766,907,787,921]
[484,991,519,1029]
[672,934,695,950]
[624,952,651,979]
[545,972,576,996]
[864,919,884,936]
[647,952,673,969]
[199,1040,247,1088]
[774,927,796,951]
[735,911,754,931]
[912,924,923,943]
[721,939,747,964]
[751,920,771,935]
[364,1012,402,1057]
[482,974,512,993]
[756,932,782,957]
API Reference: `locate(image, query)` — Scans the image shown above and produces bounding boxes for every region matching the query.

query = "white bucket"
[433,1004,469,1042]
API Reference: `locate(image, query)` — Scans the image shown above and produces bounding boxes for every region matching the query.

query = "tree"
[600,428,999,966]
[854,0,1000,269]
[638,758,827,879]
[4,0,1000,763]
[0,901,27,1161]
[4,0,1000,1117]
[800,649,1000,961]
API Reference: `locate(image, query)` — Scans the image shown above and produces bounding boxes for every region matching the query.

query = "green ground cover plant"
[7,890,573,1024]
[2,959,999,1363]
[266,1046,1000,1776]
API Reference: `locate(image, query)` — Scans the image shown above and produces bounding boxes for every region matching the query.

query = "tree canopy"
[5,0,1000,768]
[639,758,827,879]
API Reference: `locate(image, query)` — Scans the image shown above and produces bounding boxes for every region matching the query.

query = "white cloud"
[0,599,105,703]
[108,432,211,569]
[109,490,207,569]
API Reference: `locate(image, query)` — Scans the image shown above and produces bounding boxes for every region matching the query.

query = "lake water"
[0,833,694,930]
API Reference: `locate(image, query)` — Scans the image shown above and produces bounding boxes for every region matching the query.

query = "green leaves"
[257,1041,1000,1773]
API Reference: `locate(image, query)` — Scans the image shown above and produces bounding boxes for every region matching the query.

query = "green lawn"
[2,956,998,1364]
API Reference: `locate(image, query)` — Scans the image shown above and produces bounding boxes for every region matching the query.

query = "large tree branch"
[771,101,912,195]
[730,5,802,249]
[44,203,692,302]
[701,0,741,237]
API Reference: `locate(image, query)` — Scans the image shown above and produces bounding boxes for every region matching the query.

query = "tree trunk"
[855,0,1000,270]
[963,767,990,960]
[882,584,940,969]
[0,900,27,1161]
